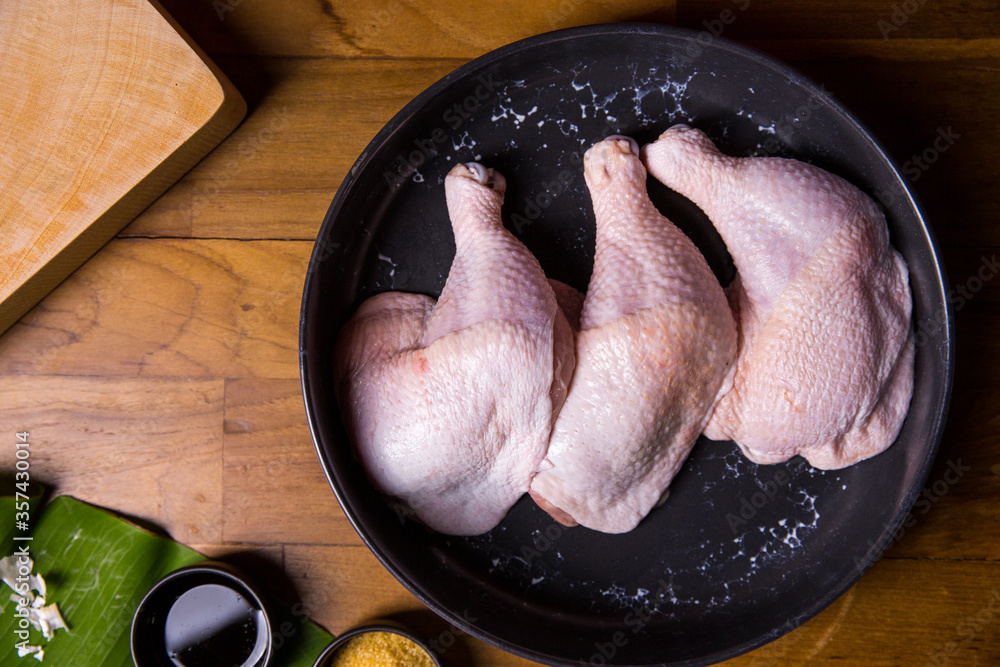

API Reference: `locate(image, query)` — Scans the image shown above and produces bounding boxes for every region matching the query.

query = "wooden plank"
[186,190,333,241]
[876,245,998,560]
[283,544,539,666]
[748,37,1000,62]
[0,4,993,667]
[281,549,1000,666]
[193,543,285,565]
[222,377,359,545]
[0,238,993,557]
[155,0,675,59]
[0,239,309,379]
[121,182,196,239]
[232,365,997,558]
[874,384,999,561]
[118,57,463,241]
[777,55,998,250]
[0,375,225,544]
[677,0,1000,40]
[124,187,331,241]
[188,543,291,608]
[729,559,1000,665]
[115,46,1000,250]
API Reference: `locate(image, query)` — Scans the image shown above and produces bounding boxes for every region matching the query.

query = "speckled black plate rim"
[299,22,955,667]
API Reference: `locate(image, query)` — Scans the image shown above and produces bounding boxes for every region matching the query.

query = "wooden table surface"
[3,1,999,665]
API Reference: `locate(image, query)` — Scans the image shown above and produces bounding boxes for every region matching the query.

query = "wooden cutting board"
[0,0,246,335]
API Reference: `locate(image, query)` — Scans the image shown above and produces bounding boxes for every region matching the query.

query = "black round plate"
[300,23,953,667]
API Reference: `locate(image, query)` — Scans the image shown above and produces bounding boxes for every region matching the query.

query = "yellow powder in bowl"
[327,631,436,667]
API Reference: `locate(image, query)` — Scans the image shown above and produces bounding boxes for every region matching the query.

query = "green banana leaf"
[0,495,332,666]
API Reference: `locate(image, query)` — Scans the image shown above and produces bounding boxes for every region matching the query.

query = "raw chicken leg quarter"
[333,162,575,536]
[642,125,915,469]
[529,136,738,534]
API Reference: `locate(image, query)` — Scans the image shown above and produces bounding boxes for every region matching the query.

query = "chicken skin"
[529,136,738,533]
[643,125,914,469]
[334,162,575,536]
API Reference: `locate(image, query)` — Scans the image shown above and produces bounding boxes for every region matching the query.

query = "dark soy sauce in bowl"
[132,563,273,667]
[164,583,267,667]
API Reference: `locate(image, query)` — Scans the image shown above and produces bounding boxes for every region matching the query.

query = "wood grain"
[112,41,1000,254]
[281,547,1000,666]
[119,57,463,240]
[677,0,1000,40]
[1,0,998,665]
[222,378,358,545]
[156,0,675,58]
[777,53,1000,252]
[218,374,1000,559]
[0,0,245,334]
[283,545,539,666]
[0,375,224,544]
[726,559,1000,665]
[0,239,309,379]
[747,37,1000,62]
[870,395,1000,561]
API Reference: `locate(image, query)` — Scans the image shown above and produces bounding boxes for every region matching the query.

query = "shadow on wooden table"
[155,0,276,114]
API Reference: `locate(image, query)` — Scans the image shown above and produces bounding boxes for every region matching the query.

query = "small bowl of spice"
[313,624,441,667]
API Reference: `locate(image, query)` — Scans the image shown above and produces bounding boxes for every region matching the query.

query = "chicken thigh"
[642,125,914,469]
[334,162,575,536]
[529,136,738,533]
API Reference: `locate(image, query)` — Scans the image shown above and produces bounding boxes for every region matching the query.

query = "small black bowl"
[131,562,273,667]
[312,624,442,667]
